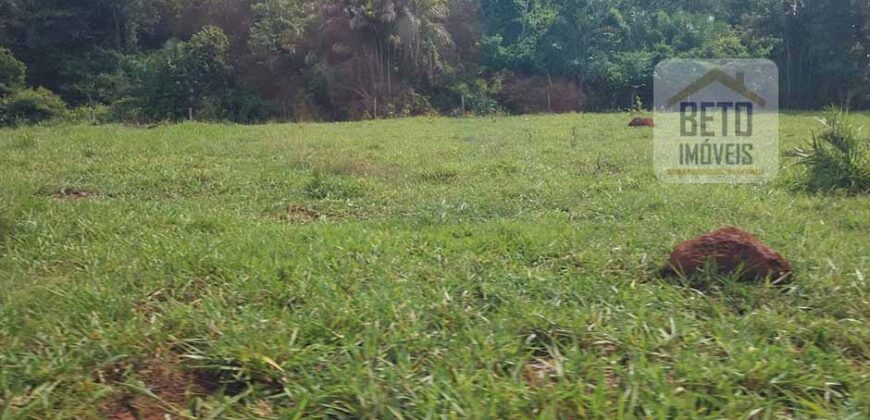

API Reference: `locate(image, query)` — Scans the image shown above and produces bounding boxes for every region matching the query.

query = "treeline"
[1,0,868,124]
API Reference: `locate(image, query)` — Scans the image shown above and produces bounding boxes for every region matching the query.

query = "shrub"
[0,48,26,96]
[497,71,586,114]
[382,89,436,119]
[795,108,870,194]
[123,26,269,123]
[69,104,114,124]
[435,76,504,116]
[224,89,274,123]
[57,49,129,106]
[1,87,68,125]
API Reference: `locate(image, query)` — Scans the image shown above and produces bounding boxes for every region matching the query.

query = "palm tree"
[314,0,454,117]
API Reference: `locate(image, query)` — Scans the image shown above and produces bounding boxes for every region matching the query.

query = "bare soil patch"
[271,205,326,223]
[99,353,212,420]
[523,357,562,388]
[52,188,92,200]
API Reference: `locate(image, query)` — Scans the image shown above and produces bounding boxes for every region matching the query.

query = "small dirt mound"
[628,117,655,127]
[662,227,792,283]
[523,357,563,388]
[100,354,211,420]
[275,205,325,223]
[52,188,91,200]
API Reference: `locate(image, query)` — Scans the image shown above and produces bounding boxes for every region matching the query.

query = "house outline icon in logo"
[666,69,766,108]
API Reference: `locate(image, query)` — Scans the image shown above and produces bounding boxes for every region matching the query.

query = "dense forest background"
[0,0,868,124]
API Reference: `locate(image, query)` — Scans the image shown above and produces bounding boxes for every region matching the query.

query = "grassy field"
[0,113,868,418]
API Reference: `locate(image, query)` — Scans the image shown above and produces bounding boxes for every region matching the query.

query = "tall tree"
[305,0,454,118]
[743,0,870,108]
[0,0,162,103]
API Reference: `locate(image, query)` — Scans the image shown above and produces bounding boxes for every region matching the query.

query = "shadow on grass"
[659,268,798,316]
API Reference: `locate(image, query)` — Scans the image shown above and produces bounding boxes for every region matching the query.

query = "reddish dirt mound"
[663,227,792,283]
[628,117,655,127]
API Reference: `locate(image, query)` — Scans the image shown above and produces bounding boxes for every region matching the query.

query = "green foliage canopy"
[0,0,868,122]
[0,47,25,95]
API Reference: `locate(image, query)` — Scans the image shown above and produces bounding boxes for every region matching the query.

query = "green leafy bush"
[1,87,68,125]
[0,48,26,96]
[436,76,504,116]
[123,26,268,123]
[795,109,870,194]
[57,48,130,106]
[69,104,114,124]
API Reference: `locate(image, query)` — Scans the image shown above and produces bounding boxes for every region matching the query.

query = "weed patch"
[417,167,459,183]
[793,109,870,194]
[314,154,387,177]
[303,173,363,199]
[268,205,325,223]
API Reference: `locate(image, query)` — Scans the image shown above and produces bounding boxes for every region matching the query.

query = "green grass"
[0,113,867,418]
